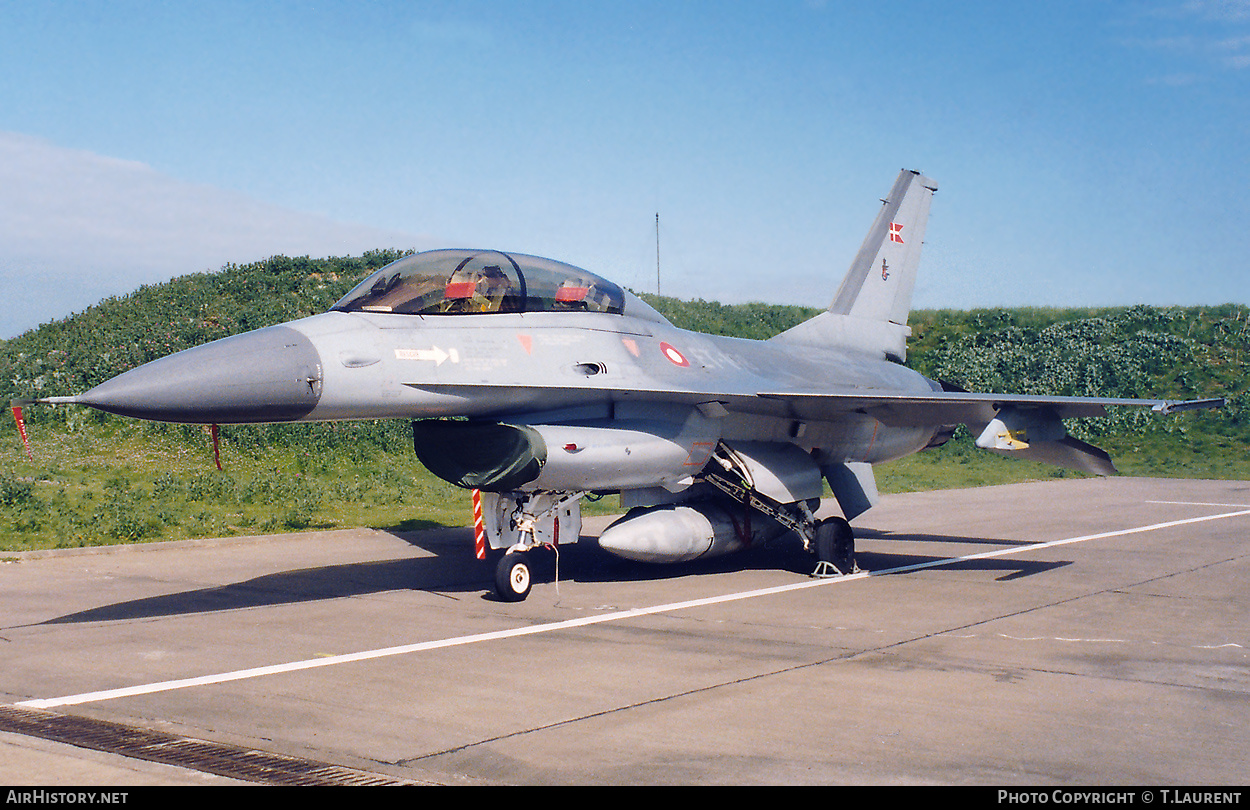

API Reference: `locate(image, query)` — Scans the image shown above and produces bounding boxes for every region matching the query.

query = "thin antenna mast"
[655,212,661,296]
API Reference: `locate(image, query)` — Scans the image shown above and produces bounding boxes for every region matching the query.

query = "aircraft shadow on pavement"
[855,527,1040,548]
[853,528,1075,581]
[855,550,1074,582]
[36,527,482,625]
[34,527,1072,624]
[852,527,1075,581]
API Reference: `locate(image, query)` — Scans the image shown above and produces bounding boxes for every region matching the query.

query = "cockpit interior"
[331,249,647,318]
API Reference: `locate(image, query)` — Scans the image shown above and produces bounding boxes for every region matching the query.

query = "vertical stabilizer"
[773,169,938,361]
[830,169,937,324]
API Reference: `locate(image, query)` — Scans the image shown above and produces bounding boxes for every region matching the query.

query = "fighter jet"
[26,170,1222,601]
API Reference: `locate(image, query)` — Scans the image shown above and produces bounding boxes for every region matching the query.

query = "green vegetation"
[0,419,463,549]
[1,252,1247,552]
[636,294,821,340]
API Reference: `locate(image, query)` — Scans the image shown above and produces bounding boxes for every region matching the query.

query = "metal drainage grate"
[0,704,426,786]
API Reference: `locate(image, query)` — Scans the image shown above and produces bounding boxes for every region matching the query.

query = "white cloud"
[0,132,435,338]
[1179,0,1250,22]
[1127,2,1250,78]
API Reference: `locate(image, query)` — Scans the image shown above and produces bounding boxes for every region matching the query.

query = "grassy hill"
[2,252,1247,552]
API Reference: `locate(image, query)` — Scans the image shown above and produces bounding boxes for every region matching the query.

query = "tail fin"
[774,170,938,361]
[830,169,938,323]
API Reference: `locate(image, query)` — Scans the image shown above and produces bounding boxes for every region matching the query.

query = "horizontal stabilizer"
[988,436,1117,477]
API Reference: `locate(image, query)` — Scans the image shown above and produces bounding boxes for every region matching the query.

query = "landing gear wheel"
[495,552,532,602]
[813,517,856,576]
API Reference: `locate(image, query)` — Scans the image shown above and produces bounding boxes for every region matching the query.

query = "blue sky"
[2,0,1248,338]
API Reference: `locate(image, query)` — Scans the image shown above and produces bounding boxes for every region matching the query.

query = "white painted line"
[1147,500,1250,509]
[16,506,1250,710]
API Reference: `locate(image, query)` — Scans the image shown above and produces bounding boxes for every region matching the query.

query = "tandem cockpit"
[331,249,668,323]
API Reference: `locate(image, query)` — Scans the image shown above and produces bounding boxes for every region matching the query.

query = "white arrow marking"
[395,347,458,365]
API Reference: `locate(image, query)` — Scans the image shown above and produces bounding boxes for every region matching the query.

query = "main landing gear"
[697,449,859,579]
[811,516,857,578]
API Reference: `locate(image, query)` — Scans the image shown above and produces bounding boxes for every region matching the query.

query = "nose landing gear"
[494,551,533,602]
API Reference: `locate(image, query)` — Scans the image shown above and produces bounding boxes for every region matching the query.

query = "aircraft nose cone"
[77,326,323,423]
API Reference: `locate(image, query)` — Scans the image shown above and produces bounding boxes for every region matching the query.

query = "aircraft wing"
[401,380,1221,428]
[755,391,1225,428]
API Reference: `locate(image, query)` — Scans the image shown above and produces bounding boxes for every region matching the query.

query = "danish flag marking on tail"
[472,489,487,560]
[889,222,904,244]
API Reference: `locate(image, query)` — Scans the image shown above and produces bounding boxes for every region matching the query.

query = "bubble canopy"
[331,249,666,322]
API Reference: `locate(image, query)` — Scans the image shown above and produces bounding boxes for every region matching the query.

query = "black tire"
[814,517,855,575]
[494,553,532,602]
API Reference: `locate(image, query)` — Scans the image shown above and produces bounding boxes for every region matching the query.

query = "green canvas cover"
[412,420,547,491]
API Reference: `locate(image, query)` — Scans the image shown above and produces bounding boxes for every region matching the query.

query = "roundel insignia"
[660,342,689,367]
